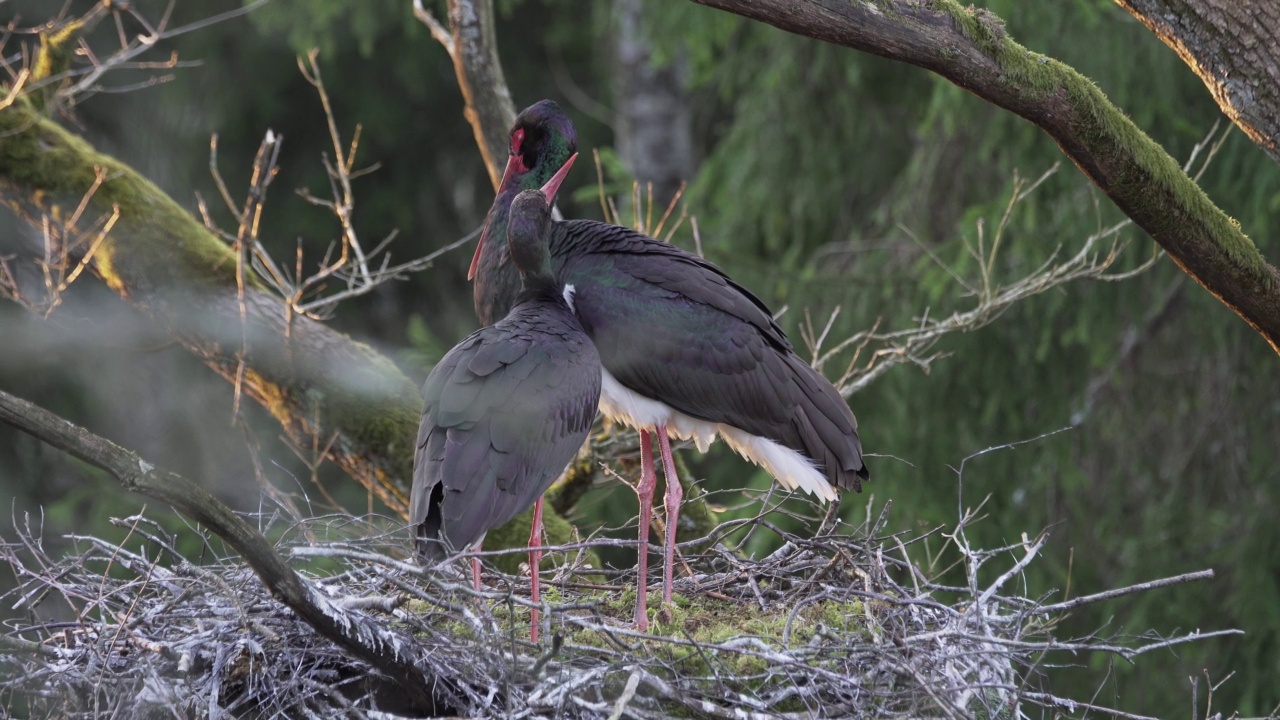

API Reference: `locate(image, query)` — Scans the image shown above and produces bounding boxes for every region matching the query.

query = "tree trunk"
[1114,0,1280,167]
[613,0,695,210]
[690,0,1280,355]
[417,0,518,190]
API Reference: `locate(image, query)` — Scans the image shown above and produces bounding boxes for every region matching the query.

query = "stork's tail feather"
[785,354,869,493]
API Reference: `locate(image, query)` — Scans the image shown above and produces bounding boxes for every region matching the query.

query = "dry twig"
[805,122,1232,398]
[0,391,1251,718]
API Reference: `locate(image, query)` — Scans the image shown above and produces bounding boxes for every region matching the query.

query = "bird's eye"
[511,128,525,155]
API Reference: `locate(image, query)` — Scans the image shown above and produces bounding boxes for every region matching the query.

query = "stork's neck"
[472,147,573,325]
[472,186,524,326]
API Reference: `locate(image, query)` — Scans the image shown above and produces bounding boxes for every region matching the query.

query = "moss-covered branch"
[0,387,450,713]
[691,0,1280,355]
[0,93,420,514]
[0,78,591,561]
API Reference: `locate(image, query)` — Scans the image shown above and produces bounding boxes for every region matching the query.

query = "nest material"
[0,506,1228,719]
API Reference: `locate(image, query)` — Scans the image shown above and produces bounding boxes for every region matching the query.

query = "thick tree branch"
[415,0,517,189]
[690,0,1280,355]
[1115,0,1280,167]
[0,388,451,713]
[0,12,589,552]
[0,96,419,516]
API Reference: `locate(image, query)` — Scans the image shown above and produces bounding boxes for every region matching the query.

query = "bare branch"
[415,0,516,189]
[0,388,447,711]
[412,0,454,55]
[821,123,1230,398]
[691,0,1280,355]
[1035,569,1217,616]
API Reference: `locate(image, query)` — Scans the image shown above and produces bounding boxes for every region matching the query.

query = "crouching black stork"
[470,100,869,631]
[412,181,600,643]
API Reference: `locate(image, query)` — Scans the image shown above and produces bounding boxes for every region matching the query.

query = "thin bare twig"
[821,123,1228,398]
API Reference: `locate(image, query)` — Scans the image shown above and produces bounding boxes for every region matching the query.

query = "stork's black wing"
[553,220,791,352]
[411,298,601,560]
[554,220,867,491]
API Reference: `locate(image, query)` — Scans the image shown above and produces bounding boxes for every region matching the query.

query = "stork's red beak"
[468,154,524,281]
[539,152,577,205]
[467,152,577,281]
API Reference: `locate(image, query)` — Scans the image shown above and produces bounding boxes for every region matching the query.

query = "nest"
[0,502,1229,719]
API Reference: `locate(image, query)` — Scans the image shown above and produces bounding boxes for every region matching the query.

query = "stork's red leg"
[471,542,483,592]
[656,429,682,606]
[529,496,544,643]
[633,429,657,631]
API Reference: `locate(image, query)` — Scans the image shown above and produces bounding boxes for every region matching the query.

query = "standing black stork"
[471,100,869,631]
[412,180,601,643]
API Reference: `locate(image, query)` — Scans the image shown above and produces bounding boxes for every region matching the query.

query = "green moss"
[33,21,85,82]
[0,99,251,293]
[1062,79,1265,279]
[408,569,874,712]
[634,595,871,698]
[926,0,1271,288]
[935,1,1007,56]
[571,590,869,669]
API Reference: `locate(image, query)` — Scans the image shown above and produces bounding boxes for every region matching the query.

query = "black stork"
[412,180,601,643]
[470,100,869,631]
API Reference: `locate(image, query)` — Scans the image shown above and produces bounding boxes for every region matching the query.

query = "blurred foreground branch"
[0,7,444,517]
[0,388,448,713]
[0,86,419,514]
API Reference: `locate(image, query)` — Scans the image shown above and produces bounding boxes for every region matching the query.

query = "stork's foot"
[655,603,675,627]
[633,589,651,632]
[632,590,681,633]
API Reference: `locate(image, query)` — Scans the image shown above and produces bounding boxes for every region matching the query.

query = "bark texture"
[1115,0,1280,167]
[691,0,1280,354]
[451,0,518,189]
[614,0,695,210]
[417,0,518,190]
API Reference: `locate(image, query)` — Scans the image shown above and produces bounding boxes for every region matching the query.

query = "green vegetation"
[0,0,1276,715]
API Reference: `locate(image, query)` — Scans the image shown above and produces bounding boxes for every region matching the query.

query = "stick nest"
[0,504,1231,719]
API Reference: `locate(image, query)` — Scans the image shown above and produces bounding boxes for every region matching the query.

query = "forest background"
[0,0,1277,716]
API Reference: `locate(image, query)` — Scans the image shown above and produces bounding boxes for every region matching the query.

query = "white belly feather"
[598,366,837,503]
